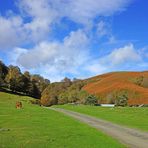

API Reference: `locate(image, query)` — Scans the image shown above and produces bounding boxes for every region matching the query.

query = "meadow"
[55,104,148,131]
[0,92,125,148]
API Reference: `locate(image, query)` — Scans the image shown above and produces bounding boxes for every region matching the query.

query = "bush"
[58,92,69,104]
[85,95,97,105]
[77,90,89,104]
[141,77,148,88]
[115,94,128,107]
[30,99,41,105]
[41,93,58,106]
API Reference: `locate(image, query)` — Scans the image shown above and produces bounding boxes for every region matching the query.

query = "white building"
[100,104,115,107]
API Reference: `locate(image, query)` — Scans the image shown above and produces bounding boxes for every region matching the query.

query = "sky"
[0,0,148,82]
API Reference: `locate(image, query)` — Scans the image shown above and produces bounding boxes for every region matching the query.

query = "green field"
[0,92,125,148]
[55,104,148,131]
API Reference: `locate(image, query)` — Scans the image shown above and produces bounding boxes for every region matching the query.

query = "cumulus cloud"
[83,44,145,76]
[18,0,59,41]
[84,62,107,75]
[0,0,132,49]
[15,30,89,80]
[96,21,110,37]
[100,44,142,66]
[51,0,131,25]
[0,15,25,49]
[10,41,146,81]
[2,0,140,81]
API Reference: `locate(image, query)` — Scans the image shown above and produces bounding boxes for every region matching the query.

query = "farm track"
[46,107,148,148]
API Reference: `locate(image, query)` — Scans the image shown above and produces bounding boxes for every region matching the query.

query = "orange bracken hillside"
[83,71,148,105]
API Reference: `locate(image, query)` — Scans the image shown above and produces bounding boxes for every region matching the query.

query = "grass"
[54,104,148,131]
[0,92,125,148]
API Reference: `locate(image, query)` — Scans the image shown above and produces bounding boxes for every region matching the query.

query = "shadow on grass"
[0,87,33,97]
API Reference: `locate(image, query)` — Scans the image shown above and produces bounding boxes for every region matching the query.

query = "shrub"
[85,95,97,105]
[58,92,69,104]
[134,76,144,86]
[141,77,148,88]
[115,94,128,107]
[30,99,41,105]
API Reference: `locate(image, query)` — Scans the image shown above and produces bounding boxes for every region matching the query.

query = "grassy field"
[55,104,148,131]
[0,92,125,148]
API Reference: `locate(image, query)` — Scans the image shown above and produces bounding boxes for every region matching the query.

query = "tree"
[61,77,72,87]
[58,92,69,104]
[41,84,58,106]
[31,74,50,95]
[68,90,79,103]
[28,82,41,98]
[0,60,51,99]
[5,66,23,92]
[85,95,97,105]
[135,76,144,86]
[41,82,65,106]
[115,94,128,107]
[78,90,89,104]
[73,78,81,82]
[0,61,8,86]
[23,72,47,98]
[0,77,3,86]
[22,71,31,94]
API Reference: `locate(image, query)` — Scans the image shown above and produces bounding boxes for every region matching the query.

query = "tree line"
[0,60,98,106]
[41,77,98,106]
[0,60,50,98]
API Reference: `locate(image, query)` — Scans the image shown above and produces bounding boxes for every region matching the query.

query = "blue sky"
[0,0,148,81]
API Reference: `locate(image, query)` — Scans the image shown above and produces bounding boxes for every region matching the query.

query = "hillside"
[83,71,148,105]
[1,59,148,106]
[0,92,124,147]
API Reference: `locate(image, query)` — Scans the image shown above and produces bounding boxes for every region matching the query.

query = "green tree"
[5,66,23,92]
[61,77,72,87]
[31,74,50,95]
[85,95,97,105]
[58,92,69,104]
[41,82,66,106]
[78,90,89,104]
[115,94,128,107]
[68,90,79,103]
[0,61,8,87]
[23,71,41,98]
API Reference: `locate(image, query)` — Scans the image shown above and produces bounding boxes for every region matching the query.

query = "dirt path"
[46,107,148,148]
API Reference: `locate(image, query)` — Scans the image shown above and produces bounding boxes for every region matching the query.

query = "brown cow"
[16,101,22,109]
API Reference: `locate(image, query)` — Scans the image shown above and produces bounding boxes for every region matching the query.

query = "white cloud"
[84,44,144,77]
[14,29,90,81]
[10,41,146,82]
[2,0,138,81]
[18,0,59,42]
[96,21,109,37]
[17,29,89,68]
[0,15,25,49]
[84,62,107,75]
[54,0,131,25]
[101,44,142,66]
[0,0,132,49]
[9,47,28,63]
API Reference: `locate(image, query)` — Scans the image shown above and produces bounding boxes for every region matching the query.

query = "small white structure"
[101,104,115,107]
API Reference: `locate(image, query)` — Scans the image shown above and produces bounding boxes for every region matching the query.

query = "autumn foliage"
[83,71,148,105]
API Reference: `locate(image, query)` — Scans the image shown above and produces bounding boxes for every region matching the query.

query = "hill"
[83,71,148,105]
[1,59,148,106]
[0,92,124,148]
